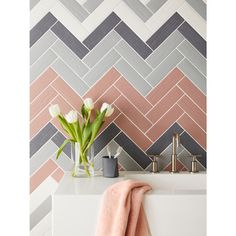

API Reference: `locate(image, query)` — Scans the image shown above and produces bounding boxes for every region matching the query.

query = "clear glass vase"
[71,142,94,177]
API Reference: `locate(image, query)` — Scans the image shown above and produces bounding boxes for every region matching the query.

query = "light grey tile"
[146,30,184,68]
[83,31,121,68]
[30,0,40,10]
[30,49,57,82]
[115,59,152,96]
[51,151,74,171]
[146,49,184,87]
[30,140,57,175]
[51,40,89,77]
[30,31,57,65]
[178,149,206,171]
[83,0,104,13]
[115,40,152,77]
[124,0,152,22]
[59,0,89,22]
[83,49,120,86]
[30,196,51,230]
[51,58,89,96]
[177,40,206,76]
[186,0,206,20]
[147,0,168,13]
[178,59,206,94]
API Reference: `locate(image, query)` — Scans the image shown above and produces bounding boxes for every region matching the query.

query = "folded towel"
[96,179,152,236]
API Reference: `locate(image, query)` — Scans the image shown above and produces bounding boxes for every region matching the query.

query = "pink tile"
[177,95,206,131]
[146,86,184,123]
[115,95,152,132]
[146,68,184,105]
[114,77,152,114]
[114,114,152,151]
[178,114,206,149]
[30,159,58,193]
[83,68,121,102]
[30,105,51,139]
[146,105,184,142]
[178,77,206,113]
[30,86,57,121]
[30,68,58,102]
[164,160,185,172]
[52,77,84,112]
[51,168,64,183]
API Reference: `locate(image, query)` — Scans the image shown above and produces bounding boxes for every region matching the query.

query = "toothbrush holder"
[102,156,119,178]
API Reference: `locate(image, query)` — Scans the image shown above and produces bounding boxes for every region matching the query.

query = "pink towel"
[96,179,152,236]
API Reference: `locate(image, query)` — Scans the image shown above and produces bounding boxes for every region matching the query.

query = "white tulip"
[84,98,94,110]
[49,104,60,118]
[100,103,114,117]
[65,110,78,123]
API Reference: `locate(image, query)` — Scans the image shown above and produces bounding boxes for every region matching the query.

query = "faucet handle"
[148,154,160,161]
[187,155,201,173]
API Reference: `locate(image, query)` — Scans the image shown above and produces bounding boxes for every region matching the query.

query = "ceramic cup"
[102,156,119,178]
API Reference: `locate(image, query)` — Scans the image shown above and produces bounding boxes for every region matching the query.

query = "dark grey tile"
[51,21,89,59]
[30,12,57,47]
[30,196,51,230]
[115,132,151,169]
[146,12,184,50]
[178,22,207,58]
[94,123,121,156]
[180,131,206,168]
[83,12,121,50]
[115,21,152,59]
[51,132,71,158]
[30,123,57,157]
[147,123,184,155]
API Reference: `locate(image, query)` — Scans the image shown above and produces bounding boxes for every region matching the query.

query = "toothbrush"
[114,146,122,159]
[107,145,111,158]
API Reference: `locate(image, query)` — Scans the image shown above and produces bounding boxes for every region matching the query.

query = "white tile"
[145,0,185,33]
[50,1,89,41]
[30,0,56,29]
[30,212,52,236]
[30,176,58,214]
[177,2,206,40]
[114,1,152,41]
[139,0,151,4]
[82,0,121,33]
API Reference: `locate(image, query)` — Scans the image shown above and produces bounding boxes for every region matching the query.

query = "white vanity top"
[54,171,206,196]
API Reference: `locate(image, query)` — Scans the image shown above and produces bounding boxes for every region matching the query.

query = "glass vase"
[71,142,94,177]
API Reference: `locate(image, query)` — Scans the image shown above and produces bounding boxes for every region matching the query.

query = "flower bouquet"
[49,98,114,177]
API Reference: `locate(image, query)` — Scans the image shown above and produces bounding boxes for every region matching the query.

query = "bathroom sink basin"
[52,171,206,236]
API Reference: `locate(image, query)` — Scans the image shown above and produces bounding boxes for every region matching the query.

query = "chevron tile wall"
[30,0,207,235]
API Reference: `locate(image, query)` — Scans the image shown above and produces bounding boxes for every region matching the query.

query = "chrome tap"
[171,133,180,173]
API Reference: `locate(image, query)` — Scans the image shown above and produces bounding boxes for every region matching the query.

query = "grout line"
[30,76,59,104]
[30,39,59,68]
[145,82,185,117]
[145,94,185,134]
[30,55,59,85]
[30,86,58,123]
[176,114,206,150]
[176,48,207,78]
[50,49,91,88]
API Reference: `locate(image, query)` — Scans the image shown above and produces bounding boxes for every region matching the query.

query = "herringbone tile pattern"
[30,0,207,234]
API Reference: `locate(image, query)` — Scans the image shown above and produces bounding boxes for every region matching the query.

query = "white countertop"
[54,171,206,196]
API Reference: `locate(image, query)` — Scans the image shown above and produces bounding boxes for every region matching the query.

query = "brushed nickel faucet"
[170,133,180,173]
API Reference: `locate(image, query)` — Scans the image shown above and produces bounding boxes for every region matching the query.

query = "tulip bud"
[100,103,114,117]
[65,110,78,123]
[84,98,94,110]
[49,104,60,118]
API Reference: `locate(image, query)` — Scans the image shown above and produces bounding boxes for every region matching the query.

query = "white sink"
[52,171,206,236]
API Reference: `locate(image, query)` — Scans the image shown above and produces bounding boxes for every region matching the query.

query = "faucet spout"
[171,133,180,173]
